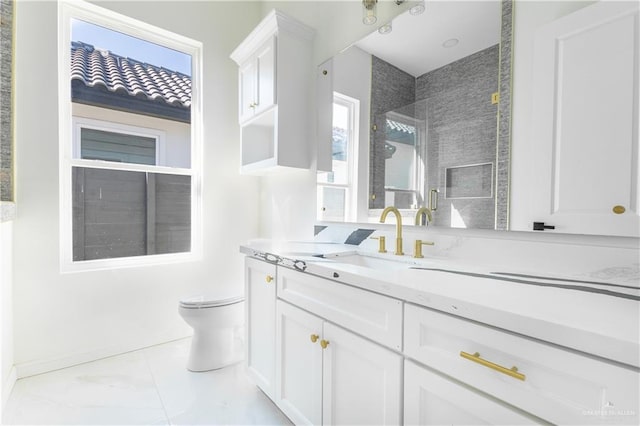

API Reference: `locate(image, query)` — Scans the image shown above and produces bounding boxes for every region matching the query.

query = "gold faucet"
[414,207,432,226]
[379,206,403,255]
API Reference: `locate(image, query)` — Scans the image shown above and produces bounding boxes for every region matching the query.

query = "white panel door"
[530,1,639,237]
[322,322,402,426]
[275,300,323,426]
[404,360,535,425]
[244,257,277,399]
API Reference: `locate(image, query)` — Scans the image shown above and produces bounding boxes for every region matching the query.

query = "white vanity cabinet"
[275,299,403,426]
[230,10,314,174]
[244,257,277,399]
[525,1,640,237]
[404,303,640,425]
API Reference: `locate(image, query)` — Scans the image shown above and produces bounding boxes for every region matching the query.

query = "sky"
[72,18,192,76]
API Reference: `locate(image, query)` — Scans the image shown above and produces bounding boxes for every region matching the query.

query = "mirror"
[319,0,512,230]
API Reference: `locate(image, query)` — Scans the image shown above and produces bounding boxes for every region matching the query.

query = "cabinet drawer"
[277,266,403,350]
[404,304,639,425]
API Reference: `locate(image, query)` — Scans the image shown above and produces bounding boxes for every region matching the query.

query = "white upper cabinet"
[527,1,639,237]
[231,10,314,174]
[238,37,276,123]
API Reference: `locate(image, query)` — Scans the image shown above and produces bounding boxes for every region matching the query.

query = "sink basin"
[326,254,412,271]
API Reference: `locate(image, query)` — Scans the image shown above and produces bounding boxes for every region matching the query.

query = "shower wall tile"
[416,44,499,230]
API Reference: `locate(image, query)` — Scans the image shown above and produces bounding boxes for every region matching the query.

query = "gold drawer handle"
[460,351,526,381]
[265,275,274,283]
[310,334,319,343]
[320,339,330,349]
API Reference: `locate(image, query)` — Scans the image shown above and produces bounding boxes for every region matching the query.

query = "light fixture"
[409,0,426,15]
[378,22,393,35]
[363,0,378,25]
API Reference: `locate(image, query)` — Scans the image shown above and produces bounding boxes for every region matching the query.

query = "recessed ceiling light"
[409,1,425,15]
[442,38,459,48]
[378,22,392,35]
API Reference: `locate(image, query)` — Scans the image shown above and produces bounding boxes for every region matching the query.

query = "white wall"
[73,104,191,168]
[1,219,15,410]
[12,0,262,377]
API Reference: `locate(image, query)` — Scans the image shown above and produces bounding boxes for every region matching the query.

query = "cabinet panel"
[404,360,535,425]
[277,266,403,350]
[322,322,402,426]
[244,257,277,399]
[529,1,639,236]
[256,36,276,116]
[276,300,323,426]
[239,60,257,124]
[404,304,640,425]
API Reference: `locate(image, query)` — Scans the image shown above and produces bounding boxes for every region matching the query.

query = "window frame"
[73,117,166,166]
[58,0,203,272]
[317,92,359,222]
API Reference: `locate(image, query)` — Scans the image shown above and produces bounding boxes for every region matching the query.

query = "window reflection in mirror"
[317,93,359,222]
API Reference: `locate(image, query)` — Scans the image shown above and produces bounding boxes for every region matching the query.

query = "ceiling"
[355,1,501,77]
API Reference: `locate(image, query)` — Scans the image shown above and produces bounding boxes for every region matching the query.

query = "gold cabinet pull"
[460,351,526,381]
[310,334,319,343]
[320,339,329,349]
[613,205,626,214]
[265,275,274,283]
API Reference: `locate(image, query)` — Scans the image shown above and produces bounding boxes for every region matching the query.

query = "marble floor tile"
[3,338,290,425]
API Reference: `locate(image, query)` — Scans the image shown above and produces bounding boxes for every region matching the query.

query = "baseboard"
[15,331,191,379]
[2,365,17,408]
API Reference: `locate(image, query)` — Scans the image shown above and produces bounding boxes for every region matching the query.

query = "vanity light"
[442,38,459,48]
[409,0,426,16]
[378,22,393,35]
[363,0,378,25]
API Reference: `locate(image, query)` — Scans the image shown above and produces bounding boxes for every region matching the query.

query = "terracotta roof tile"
[71,41,191,109]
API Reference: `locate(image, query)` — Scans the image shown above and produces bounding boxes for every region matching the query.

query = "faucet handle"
[414,239,435,258]
[370,236,387,253]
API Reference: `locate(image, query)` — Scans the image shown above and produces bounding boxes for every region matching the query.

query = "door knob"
[265,275,274,283]
[320,339,329,349]
[310,334,319,343]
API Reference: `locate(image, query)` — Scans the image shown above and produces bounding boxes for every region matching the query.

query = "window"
[317,93,359,222]
[59,1,202,271]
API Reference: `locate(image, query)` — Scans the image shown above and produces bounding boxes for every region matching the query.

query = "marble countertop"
[240,240,640,368]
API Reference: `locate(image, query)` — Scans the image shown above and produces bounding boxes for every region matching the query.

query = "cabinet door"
[239,59,257,124]
[404,360,535,425]
[276,300,323,426]
[244,257,277,399]
[255,36,276,116]
[529,1,639,237]
[322,322,402,426]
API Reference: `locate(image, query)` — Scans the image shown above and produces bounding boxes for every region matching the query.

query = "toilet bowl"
[178,293,244,372]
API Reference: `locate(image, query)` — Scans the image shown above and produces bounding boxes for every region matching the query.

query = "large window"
[59,1,202,271]
[317,93,359,222]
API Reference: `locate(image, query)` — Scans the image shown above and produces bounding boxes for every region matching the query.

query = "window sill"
[0,201,16,222]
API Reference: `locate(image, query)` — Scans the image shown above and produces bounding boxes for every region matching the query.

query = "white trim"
[72,116,166,166]
[1,365,17,408]
[58,0,203,273]
[14,333,191,380]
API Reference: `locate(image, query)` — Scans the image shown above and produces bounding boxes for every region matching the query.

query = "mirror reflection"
[319,1,511,230]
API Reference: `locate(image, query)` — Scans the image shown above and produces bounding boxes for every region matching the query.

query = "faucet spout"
[414,207,433,226]
[379,206,403,255]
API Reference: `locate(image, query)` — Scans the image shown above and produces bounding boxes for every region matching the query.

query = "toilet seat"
[179,294,244,309]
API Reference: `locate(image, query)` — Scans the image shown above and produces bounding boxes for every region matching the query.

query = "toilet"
[178,293,245,372]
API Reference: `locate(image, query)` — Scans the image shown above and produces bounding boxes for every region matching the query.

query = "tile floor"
[2,338,292,425]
